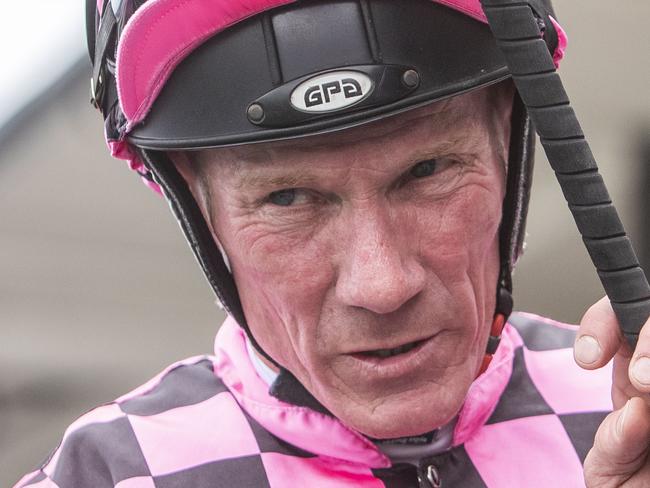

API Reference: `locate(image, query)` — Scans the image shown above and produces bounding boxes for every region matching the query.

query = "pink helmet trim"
[116,0,297,132]
[108,139,164,195]
[435,0,487,23]
[550,16,568,68]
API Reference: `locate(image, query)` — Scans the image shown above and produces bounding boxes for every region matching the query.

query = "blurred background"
[1,1,648,485]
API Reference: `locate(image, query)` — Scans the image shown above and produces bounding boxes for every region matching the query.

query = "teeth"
[374,349,394,358]
[369,341,419,358]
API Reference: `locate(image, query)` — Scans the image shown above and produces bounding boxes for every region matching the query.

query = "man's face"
[177,84,512,438]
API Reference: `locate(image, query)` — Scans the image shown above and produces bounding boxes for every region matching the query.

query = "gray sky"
[0,1,86,129]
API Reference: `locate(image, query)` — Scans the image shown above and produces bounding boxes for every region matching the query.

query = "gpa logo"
[291,71,373,113]
[305,79,362,107]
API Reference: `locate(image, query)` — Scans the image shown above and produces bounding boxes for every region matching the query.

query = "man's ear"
[166,151,233,272]
[167,150,197,188]
[495,80,516,155]
[166,151,214,229]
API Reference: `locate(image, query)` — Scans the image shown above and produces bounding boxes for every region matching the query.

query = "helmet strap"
[139,149,282,369]
[477,286,513,376]
[477,93,534,377]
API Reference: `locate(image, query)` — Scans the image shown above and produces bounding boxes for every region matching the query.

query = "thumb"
[585,397,650,486]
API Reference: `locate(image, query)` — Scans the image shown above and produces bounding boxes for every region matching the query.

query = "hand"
[574,296,650,487]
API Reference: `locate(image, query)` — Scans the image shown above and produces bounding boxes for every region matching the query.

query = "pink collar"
[213,316,517,467]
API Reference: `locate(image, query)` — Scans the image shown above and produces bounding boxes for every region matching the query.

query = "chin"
[331,382,467,439]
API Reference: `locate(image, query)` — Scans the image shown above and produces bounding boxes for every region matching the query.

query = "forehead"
[191,85,503,169]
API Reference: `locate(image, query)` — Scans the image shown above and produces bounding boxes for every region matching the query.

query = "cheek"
[219,220,336,367]
[415,183,502,343]
[417,182,502,273]
[238,224,335,300]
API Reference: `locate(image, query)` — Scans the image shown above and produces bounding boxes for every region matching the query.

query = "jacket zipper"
[418,463,441,488]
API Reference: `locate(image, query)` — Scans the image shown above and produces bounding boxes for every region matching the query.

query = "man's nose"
[335,211,426,314]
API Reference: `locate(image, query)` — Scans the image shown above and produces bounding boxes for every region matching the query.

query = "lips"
[361,338,427,359]
[345,333,440,379]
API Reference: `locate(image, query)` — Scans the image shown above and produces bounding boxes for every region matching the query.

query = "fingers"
[629,317,650,394]
[584,397,650,486]
[575,296,623,370]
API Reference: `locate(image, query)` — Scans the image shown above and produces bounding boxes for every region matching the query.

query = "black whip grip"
[481,0,650,348]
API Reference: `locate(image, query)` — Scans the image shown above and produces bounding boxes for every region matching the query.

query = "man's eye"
[409,159,437,178]
[268,189,297,206]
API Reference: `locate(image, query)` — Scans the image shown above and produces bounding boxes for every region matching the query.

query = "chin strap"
[140,149,282,370]
[477,286,513,377]
[475,92,532,378]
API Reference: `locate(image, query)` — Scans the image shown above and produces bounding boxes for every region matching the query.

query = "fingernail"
[574,335,601,364]
[617,399,631,437]
[631,356,650,385]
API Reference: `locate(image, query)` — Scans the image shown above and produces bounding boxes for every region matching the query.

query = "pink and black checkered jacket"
[14,312,612,487]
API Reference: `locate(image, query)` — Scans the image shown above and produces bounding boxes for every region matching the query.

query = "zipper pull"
[418,463,441,488]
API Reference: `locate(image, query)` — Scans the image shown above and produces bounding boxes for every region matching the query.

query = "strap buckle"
[90,71,104,109]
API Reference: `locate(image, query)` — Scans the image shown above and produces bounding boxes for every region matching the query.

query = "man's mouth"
[358,338,428,359]
[346,334,440,378]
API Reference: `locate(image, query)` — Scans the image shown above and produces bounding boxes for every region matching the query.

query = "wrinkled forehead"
[189,82,509,169]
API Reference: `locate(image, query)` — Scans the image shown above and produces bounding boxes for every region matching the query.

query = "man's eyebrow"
[235,172,320,190]
[232,135,476,191]
[206,98,485,190]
